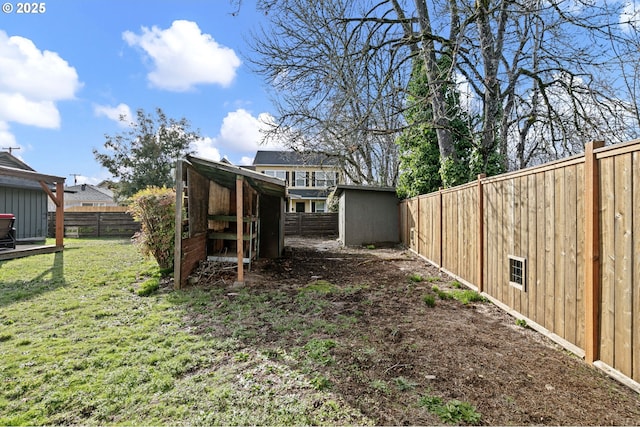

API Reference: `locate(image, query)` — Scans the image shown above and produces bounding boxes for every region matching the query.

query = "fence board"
[284,213,338,236]
[527,174,537,321]
[633,151,640,382]
[576,163,586,350]
[614,154,633,377]
[544,170,555,331]
[48,211,140,238]
[565,165,578,346]
[519,176,528,317]
[554,168,566,338]
[600,156,615,367]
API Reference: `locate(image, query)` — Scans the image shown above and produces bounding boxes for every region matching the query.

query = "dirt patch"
[187,236,640,425]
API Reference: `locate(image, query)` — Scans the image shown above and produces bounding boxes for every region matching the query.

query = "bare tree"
[248,0,640,183]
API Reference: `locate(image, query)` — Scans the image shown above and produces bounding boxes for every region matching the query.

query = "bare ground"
[187,236,640,426]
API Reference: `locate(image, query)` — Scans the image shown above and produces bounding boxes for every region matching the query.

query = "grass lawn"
[0,239,371,426]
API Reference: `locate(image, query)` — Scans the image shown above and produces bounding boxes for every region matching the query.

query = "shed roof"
[185,155,286,198]
[334,184,397,197]
[253,150,339,167]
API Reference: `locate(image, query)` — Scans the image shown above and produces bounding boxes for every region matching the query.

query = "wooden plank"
[554,167,566,338]
[511,178,520,312]
[564,165,578,346]
[519,175,528,317]
[599,156,615,366]
[536,172,546,327]
[527,173,537,322]
[497,181,505,303]
[633,151,640,382]
[477,175,485,292]
[575,163,586,350]
[544,170,555,331]
[585,141,604,363]
[613,154,633,377]
[236,176,244,283]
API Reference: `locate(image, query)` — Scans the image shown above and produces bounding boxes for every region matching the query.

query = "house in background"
[48,183,118,212]
[252,150,342,212]
[0,152,56,242]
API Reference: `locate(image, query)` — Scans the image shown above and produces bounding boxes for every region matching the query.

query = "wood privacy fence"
[400,140,640,389]
[285,212,338,236]
[47,211,140,238]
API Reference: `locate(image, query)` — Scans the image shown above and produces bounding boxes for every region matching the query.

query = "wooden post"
[174,160,184,289]
[437,188,443,267]
[477,174,486,293]
[585,140,604,364]
[236,175,244,284]
[55,181,64,247]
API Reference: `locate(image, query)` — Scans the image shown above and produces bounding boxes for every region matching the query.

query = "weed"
[298,280,336,295]
[432,285,452,300]
[425,276,441,283]
[304,339,337,366]
[448,289,486,304]
[310,375,332,390]
[516,318,528,328]
[366,244,376,249]
[423,294,436,307]
[451,281,462,289]
[234,352,250,362]
[0,333,12,342]
[370,379,390,394]
[419,394,481,424]
[409,273,424,283]
[394,376,417,391]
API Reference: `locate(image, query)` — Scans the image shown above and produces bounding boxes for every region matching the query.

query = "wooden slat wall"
[399,139,640,384]
[48,211,140,238]
[284,213,338,236]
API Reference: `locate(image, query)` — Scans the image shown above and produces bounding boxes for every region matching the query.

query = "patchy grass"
[0,239,371,426]
[419,394,482,424]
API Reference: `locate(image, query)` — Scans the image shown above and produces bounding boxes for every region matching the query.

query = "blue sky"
[0,0,285,185]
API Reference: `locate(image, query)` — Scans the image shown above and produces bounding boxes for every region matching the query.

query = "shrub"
[128,187,176,270]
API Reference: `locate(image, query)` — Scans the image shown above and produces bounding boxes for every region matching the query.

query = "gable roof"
[64,184,115,203]
[0,152,35,171]
[253,150,339,167]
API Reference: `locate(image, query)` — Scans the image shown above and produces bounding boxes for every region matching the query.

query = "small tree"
[128,187,176,271]
[93,107,198,201]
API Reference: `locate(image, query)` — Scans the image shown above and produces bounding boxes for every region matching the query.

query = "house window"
[295,171,307,187]
[264,170,286,181]
[509,255,526,291]
[314,201,325,212]
[314,171,336,188]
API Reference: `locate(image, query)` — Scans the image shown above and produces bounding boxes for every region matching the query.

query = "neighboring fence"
[47,211,140,238]
[285,212,338,236]
[400,139,640,388]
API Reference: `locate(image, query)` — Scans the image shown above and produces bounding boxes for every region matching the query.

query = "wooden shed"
[174,155,287,289]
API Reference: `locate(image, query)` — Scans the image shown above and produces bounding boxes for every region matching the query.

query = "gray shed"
[0,152,54,242]
[335,185,399,246]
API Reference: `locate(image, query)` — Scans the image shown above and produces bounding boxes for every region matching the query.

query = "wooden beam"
[477,174,486,292]
[39,181,60,207]
[174,160,185,289]
[585,140,604,364]
[236,175,244,284]
[55,182,64,247]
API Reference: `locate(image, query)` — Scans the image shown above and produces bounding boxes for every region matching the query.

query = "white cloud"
[191,109,287,165]
[94,103,133,127]
[620,1,640,32]
[0,121,17,147]
[217,109,286,152]
[0,31,81,128]
[123,20,241,92]
[192,136,222,161]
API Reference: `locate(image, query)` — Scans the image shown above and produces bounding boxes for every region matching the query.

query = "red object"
[0,213,15,219]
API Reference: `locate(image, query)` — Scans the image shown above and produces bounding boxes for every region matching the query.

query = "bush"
[128,187,176,270]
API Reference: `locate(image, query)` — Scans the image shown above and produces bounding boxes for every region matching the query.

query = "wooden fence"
[285,212,338,236]
[47,211,140,238]
[400,139,640,389]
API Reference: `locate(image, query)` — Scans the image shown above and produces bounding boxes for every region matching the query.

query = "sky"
[0,0,286,185]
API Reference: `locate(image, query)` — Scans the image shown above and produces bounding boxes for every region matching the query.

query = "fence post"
[585,140,604,364]
[477,174,486,293]
[437,188,443,268]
